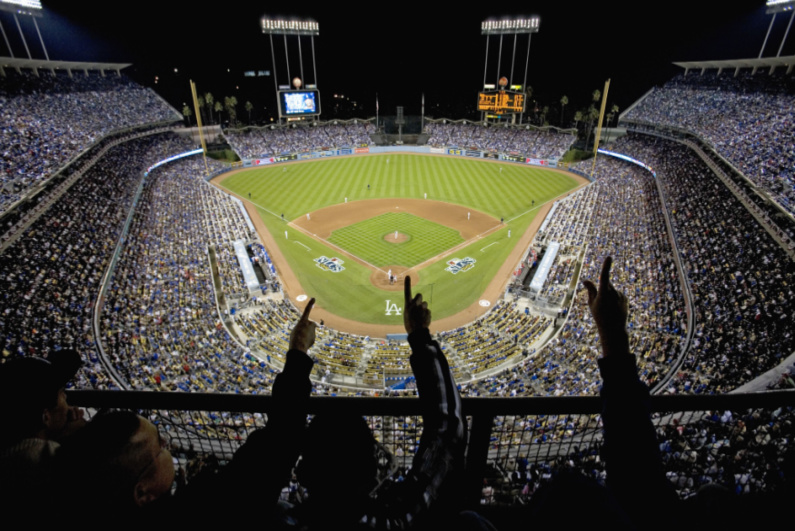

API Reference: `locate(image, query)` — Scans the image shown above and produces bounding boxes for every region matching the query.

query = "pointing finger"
[582,280,597,305]
[299,298,315,323]
[404,275,412,305]
[599,256,613,292]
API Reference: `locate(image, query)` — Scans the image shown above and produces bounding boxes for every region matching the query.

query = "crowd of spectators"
[99,138,271,392]
[425,122,576,159]
[0,70,180,215]
[225,121,374,159]
[3,76,789,403]
[486,402,795,505]
[612,134,795,393]
[3,58,794,518]
[460,153,686,398]
[623,71,795,216]
[0,132,184,390]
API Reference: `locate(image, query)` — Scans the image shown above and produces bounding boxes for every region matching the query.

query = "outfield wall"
[238,145,563,169]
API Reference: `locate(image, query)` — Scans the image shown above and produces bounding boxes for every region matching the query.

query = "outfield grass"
[328,212,464,268]
[221,154,581,326]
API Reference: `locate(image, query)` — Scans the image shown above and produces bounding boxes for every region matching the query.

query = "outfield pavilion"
[1,31,795,513]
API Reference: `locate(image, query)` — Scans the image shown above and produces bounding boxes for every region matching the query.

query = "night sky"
[2,1,787,123]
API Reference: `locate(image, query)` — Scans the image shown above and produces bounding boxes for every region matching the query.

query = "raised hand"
[289,298,316,353]
[404,276,431,335]
[582,257,629,357]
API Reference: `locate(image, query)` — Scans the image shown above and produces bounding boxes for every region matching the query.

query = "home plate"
[296,295,308,302]
[479,300,491,307]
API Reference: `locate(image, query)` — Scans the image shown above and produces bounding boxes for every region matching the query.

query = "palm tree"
[245,101,254,124]
[574,110,583,133]
[182,104,192,126]
[560,95,568,127]
[586,106,599,148]
[214,101,223,124]
[610,104,620,127]
[205,92,215,124]
[224,96,238,125]
[524,85,533,123]
[541,106,549,126]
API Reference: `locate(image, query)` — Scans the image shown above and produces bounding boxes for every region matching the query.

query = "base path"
[294,198,495,241]
[212,165,589,337]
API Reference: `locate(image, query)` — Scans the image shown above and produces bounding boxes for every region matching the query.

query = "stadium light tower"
[480,16,540,125]
[261,16,321,124]
[760,0,795,57]
[0,0,48,60]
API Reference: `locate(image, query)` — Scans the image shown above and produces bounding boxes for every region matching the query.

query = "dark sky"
[2,0,787,121]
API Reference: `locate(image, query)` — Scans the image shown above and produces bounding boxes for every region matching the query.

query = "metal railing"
[68,389,795,507]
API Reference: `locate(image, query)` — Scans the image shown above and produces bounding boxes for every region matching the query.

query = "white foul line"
[480,242,499,252]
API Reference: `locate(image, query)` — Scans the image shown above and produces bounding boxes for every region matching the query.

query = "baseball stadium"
[1,1,794,526]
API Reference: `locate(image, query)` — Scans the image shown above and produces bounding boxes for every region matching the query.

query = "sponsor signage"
[526,158,556,167]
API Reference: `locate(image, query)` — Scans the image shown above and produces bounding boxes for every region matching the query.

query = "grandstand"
[1,4,794,521]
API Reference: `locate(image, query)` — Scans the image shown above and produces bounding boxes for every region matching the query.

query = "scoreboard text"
[477,91,525,114]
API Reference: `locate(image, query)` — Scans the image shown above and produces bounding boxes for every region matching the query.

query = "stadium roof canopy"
[0,57,132,77]
[673,55,795,76]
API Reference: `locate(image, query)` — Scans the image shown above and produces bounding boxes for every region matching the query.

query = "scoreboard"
[477,90,525,114]
[278,90,321,118]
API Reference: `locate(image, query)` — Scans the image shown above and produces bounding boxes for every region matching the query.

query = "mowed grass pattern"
[221,155,582,324]
[223,154,575,221]
[328,212,464,268]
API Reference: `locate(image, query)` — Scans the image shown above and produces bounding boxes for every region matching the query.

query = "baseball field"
[215,154,585,335]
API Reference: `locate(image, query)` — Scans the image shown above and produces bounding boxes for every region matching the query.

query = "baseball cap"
[0,350,83,441]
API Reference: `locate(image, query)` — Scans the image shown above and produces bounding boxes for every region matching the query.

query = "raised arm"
[198,299,317,513]
[583,258,677,525]
[582,256,630,359]
[376,277,466,524]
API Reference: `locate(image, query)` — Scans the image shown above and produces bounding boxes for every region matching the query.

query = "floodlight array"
[261,17,319,36]
[0,0,42,9]
[0,0,42,15]
[481,17,540,35]
[766,0,794,13]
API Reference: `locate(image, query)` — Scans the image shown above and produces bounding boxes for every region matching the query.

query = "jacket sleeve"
[364,328,466,528]
[599,354,678,525]
[183,349,313,513]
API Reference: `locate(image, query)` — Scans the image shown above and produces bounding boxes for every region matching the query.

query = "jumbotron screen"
[477,91,525,114]
[278,90,321,117]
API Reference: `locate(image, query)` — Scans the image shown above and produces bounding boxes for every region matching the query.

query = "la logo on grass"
[384,300,402,316]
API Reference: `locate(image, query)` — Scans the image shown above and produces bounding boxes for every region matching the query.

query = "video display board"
[278,90,321,117]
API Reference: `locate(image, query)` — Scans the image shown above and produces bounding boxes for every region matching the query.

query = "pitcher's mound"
[384,232,409,244]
